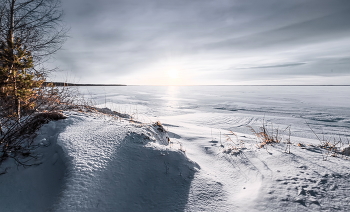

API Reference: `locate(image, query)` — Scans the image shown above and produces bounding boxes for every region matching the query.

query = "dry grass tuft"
[249,120,282,148]
[305,122,350,160]
[153,121,166,132]
[297,143,305,147]
[222,131,245,155]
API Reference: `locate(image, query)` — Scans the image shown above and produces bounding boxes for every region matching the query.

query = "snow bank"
[53,111,199,212]
[0,118,68,211]
[0,111,198,212]
[1,108,350,211]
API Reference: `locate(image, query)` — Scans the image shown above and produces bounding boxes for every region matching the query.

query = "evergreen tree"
[0,0,68,167]
[0,0,65,120]
[0,38,43,120]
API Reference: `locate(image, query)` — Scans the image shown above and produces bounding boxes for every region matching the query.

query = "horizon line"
[128,84,350,86]
[46,82,350,86]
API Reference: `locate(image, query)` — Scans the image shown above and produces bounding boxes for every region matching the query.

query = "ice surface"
[80,86,350,138]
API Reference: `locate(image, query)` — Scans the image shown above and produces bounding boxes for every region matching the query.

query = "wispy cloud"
[235,63,306,70]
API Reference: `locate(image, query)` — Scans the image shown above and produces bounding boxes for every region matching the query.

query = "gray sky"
[50,0,350,85]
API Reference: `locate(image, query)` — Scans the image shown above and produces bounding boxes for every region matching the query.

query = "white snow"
[0,111,198,212]
[159,113,350,211]
[1,86,350,211]
[0,119,67,211]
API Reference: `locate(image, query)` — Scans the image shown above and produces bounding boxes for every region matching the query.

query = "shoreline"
[43,82,127,86]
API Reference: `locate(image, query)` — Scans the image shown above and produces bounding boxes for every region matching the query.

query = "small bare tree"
[0,0,68,168]
[0,0,67,119]
[0,0,67,62]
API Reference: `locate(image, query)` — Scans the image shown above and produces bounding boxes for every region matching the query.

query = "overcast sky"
[49,0,350,85]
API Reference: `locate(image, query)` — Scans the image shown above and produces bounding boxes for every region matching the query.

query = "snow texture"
[1,86,350,211]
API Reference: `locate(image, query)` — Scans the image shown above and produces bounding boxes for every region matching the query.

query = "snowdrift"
[0,111,198,212]
[1,108,350,211]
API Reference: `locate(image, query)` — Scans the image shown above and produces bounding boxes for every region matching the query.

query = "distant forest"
[43,82,126,86]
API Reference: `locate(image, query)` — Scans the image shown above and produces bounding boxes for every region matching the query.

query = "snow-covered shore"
[162,114,350,211]
[1,107,350,211]
[0,111,198,211]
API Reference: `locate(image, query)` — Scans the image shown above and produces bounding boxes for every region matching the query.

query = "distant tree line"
[42,82,127,86]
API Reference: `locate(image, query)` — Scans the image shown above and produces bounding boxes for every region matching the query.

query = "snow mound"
[53,112,198,211]
[0,111,199,212]
[0,118,68,212]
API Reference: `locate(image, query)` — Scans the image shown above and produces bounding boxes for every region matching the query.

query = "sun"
[167,69,179,79]
[138,66,192,85]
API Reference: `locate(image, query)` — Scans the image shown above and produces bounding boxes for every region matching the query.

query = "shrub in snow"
[0,112,67,168]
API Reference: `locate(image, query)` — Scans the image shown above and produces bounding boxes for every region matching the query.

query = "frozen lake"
[81,86,350,139]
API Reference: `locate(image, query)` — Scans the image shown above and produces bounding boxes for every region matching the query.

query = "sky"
[49,0,350,85]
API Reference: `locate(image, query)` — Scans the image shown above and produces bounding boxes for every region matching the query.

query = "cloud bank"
[50,0,350,85]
